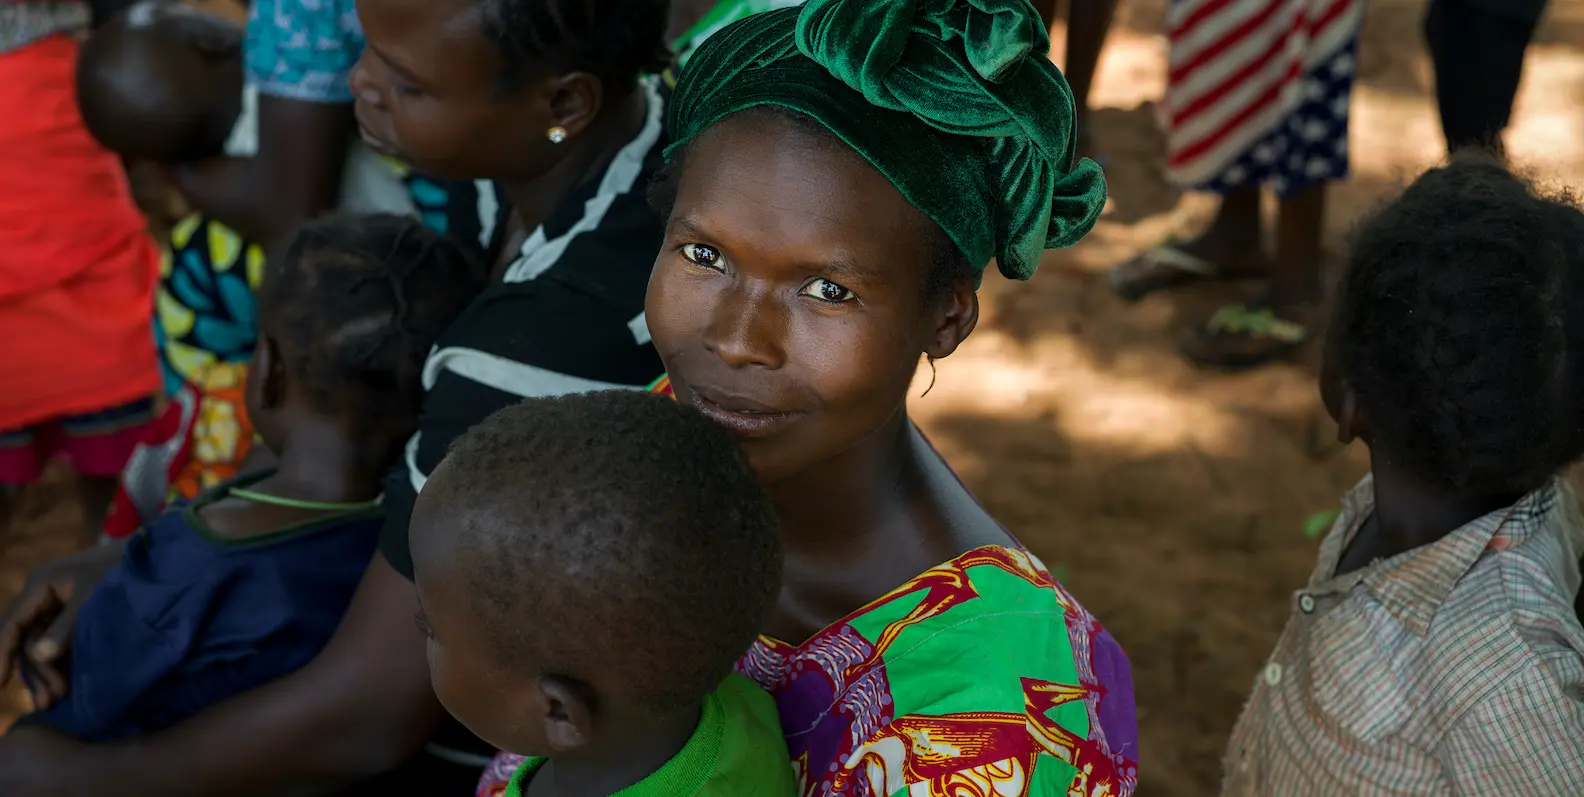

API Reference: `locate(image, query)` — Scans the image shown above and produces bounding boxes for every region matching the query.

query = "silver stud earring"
[547,126,568,144]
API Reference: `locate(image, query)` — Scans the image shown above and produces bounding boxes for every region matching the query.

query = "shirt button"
[1299,594,1316,614]
[1264,662,1283,686]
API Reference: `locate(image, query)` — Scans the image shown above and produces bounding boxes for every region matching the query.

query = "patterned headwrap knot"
[668,0,1107,281]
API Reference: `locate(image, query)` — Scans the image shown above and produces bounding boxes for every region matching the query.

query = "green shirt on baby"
[503,674,795,797]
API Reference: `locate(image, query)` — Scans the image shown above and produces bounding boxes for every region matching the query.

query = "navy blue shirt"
[23,474,383,741]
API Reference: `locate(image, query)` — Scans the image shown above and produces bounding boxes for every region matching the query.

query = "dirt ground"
[3,1,1583,795]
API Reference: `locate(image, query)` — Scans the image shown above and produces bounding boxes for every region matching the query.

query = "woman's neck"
[767,409,918,558]
[499,87,649,242]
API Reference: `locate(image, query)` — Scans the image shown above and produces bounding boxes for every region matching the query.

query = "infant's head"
[76,0,244,162]
[409,391,781,757]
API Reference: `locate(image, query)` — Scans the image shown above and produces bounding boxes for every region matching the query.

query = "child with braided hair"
[1224,156,1584,795]
[2,213,484,743]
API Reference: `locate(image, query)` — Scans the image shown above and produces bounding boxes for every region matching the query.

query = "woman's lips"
[688,389,801,440]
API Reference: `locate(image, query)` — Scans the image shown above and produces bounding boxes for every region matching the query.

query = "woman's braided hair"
[478,0,670,94]
[262,213,486,428]
[1330,155,1584,496]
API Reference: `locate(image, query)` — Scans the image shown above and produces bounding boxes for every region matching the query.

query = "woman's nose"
[701,285,786,371]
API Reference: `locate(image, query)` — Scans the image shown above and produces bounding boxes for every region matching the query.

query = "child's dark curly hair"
[261,213,486,429]
[478,0,669,95]
[426,391,781,713]
[1329,155,1584,496]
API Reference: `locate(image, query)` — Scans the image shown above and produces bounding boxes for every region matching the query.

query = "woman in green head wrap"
[474,1,1138,794]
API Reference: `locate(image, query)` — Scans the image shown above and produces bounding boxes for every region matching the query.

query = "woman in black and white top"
[0,2,672,796]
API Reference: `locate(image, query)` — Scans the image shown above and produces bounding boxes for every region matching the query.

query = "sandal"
[1179,303,1310,370]
[1109,243,1263,302]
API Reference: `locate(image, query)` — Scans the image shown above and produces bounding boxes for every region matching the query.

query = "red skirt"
[0,34,160,432]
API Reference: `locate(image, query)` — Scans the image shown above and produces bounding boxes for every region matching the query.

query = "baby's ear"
[184,20,242,59]
[537,676,597,753]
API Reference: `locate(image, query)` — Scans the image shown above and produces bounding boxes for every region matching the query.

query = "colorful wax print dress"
[479,545,1138,796]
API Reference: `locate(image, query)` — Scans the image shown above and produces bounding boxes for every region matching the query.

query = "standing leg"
[1064,0,1118,154]
[1176,183,1322,369]
[1269,182,1326,312]
[1424,0,1544,154]
[0,427,41,538]
[60,398,159,547]
[1109,186,1269,301]
[1032,0,1059,31]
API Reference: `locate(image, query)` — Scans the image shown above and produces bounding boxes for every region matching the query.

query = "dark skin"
[646,113,1010,644]
[2,325,402,708]
[350,0,649,279]
[0,3,656,794]
[1318,347,1521,578]
[1172,183,1327,364]
[0,323,429,797]
[164,100,350,250]
[124,0,348,249]
[410,461,700,797]
[1031,0,1115,155]
[90,2,246,170]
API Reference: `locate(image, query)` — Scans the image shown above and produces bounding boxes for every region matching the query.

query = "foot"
[1179,301,1315,370]
[1109,229,1270,302]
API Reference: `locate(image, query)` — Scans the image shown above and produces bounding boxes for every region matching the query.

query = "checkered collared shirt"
[1222,476,1584,795]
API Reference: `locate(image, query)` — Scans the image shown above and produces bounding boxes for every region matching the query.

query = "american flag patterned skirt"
[1162,0,1366,197]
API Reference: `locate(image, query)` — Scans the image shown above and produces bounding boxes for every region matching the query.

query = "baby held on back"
[76,0,411,215]
[408,392,796,797]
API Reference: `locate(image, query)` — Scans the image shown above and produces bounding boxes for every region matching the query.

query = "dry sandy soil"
[3,1,1584,795]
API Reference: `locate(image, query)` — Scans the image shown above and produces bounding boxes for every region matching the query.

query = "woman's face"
[350,0,557,181]
[646,113,976,484]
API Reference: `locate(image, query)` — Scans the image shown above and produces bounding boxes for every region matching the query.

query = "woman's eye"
[413,610,432,637]
[680,243,723,270]
[801,278,857,303]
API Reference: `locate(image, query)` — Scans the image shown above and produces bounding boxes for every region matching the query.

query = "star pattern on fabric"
[1196,39,1359,199]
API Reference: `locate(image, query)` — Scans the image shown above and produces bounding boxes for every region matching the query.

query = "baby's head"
[249,213,485,463]
[77,0,243,161]
[409,391,781,758]
[1324,154,1584,497]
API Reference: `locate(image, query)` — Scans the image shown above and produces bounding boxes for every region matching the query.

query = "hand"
[0,727,88,797]
[0,543,123,708]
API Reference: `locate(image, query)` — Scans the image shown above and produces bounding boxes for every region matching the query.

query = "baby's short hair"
[427,391,781,712]
[261,213,485,429]
[76,2,237,161]
[1329,155,1584,494]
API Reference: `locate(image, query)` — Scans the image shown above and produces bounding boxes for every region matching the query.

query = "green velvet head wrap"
[666,0,1107,282]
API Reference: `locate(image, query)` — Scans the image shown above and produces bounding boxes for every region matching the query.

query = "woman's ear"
[924,280,979,361]
[536,675,596,753]
[545,73,604,140]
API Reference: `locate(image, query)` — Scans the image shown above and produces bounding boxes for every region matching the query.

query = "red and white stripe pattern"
[1162,0,1365,188]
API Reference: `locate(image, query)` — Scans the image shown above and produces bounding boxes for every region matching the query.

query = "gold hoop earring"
[920,355,938,398]
[547,126,568,144]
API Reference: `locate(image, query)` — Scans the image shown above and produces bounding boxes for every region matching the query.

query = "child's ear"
[1337,384,1369,446]
[536,676,596,753]
[256,335,288,411]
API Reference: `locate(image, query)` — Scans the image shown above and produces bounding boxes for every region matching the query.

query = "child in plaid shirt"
[1224,156,1584,795]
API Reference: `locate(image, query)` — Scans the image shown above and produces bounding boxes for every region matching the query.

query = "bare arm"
[168,94,350,249]
[86,554,443,797]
